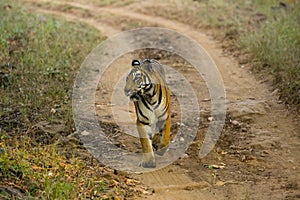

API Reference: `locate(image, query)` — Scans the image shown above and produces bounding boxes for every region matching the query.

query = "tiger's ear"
[142,59,154,73]
[131,60,140,67]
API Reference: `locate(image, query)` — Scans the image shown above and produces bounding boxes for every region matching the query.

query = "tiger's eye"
[132,60,140,66]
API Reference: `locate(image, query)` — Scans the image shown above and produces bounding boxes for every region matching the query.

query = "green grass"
[240,2,300,105]
[0,1,124,199]
[1,136,75,198]
[196,0,300,108]
[0,2,103,131]
[0,135,111,199]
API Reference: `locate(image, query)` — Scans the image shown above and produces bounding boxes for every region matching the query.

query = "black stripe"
[158,103,169,119]
[149,85,156,98]
[136,103,149,121]
[138,120,150,125]
[154,85,163,109]
[143,83,152,93]
[140,96,151,111]
[149,100,157,106]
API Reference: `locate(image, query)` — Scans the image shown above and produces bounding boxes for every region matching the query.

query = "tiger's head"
[124,59,152,101]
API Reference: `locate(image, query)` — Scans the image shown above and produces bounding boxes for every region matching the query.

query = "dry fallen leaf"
[211,164,225,169]
[31,165,43,170]
[112,179,120,186]
[215,181,226,186]
[126,178,140,186]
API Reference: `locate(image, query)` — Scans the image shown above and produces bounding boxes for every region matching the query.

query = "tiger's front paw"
[139,160,156,168]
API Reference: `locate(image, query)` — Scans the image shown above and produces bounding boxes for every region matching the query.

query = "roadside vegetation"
[240,1,300,106]
[0,1,140,199]
[198,0,300,108]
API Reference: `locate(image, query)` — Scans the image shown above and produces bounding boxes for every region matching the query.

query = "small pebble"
[179,137,185,142]
[50,108,56,114]
[0,148,5,154]
[241,128,247,132]
[81,130,90,136]
[231,120,240,126]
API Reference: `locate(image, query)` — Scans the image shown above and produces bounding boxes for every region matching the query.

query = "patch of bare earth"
[22,0,300,199]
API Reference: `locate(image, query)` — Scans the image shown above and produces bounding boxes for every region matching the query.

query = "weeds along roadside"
[0,2,131,199]
[239,1,300,107]
[198,0,300,109]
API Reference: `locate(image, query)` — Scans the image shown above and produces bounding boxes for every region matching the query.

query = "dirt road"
[23,0,299,199]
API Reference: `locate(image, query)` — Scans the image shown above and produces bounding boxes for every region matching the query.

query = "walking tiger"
[124,59,171,168]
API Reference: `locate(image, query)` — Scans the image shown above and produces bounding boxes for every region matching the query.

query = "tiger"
[124,59,171,168]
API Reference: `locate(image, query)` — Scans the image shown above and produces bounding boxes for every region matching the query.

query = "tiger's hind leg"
[154,117,171,156]
[136,120,156,168]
